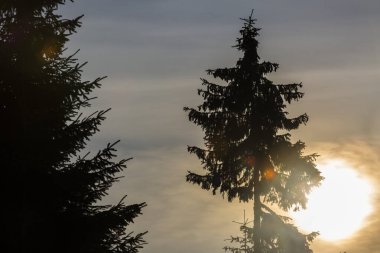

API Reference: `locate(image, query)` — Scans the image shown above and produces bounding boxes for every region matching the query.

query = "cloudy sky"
[61,1,380,253]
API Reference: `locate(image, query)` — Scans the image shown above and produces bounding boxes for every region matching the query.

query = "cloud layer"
[60,1,380,252]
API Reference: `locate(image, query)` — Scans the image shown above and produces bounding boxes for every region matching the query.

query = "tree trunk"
[253,164,261,253]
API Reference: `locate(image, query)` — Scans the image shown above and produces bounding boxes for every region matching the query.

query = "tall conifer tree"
[0,1,146,253]
[185,12,322,253]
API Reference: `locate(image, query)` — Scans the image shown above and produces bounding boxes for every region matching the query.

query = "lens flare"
[263,168,276,180]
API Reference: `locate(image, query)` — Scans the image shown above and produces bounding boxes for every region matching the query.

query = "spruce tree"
[223,211,254,253]
[0,1,146,253]
[224,209,319,253]
[184,12,322,253]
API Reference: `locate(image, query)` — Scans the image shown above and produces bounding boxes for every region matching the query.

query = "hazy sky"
[61,1,380,253]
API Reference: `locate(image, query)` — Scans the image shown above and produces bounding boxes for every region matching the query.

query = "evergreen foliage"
[184,12,322,253]
[224,211,254,253]
[0,1,146,253]
[224,209,319,253]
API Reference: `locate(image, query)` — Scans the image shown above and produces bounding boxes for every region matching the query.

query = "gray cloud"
[60,1,380,252]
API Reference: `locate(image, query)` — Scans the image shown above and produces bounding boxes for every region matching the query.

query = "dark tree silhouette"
[0,1,146,253]
[224,209,319,253]
[224,210,254,253]
[184,12,322,253]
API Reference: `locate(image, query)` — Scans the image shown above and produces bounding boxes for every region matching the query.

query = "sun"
[290,159,374,241]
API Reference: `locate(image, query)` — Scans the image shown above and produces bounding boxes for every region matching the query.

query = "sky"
[60,1,380,253]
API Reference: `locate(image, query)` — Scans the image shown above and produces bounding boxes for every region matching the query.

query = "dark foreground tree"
[0,1,146,253]
[184,12,322,253]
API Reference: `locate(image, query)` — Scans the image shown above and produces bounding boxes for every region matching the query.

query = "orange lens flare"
[42,45,58,58]
[41,39,59,58]
[245,155,255,166]
[263,168,276,180]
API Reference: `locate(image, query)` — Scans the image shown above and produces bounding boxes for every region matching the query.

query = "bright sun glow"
[290,159,374,241]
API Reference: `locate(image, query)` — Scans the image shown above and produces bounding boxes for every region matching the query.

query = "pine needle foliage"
[0,1,146,253]
[223,211,254,253]
[224,208,319,253]
[184,12,322,253]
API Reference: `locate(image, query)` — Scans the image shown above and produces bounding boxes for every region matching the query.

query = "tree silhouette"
[224,209,319,253]
[223,210,254,253]
[184,12,322,253]
[0,1,146,253]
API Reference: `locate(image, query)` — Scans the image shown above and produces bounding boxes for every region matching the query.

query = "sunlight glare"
[290,159,374,241]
